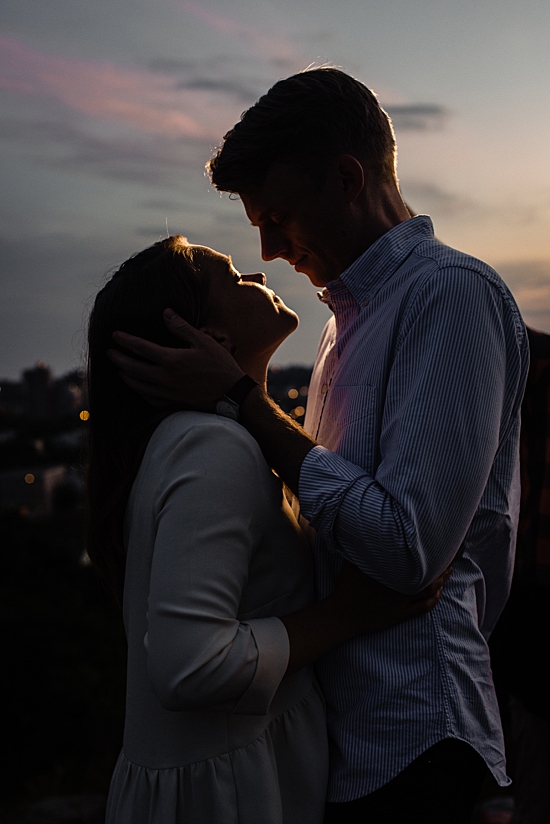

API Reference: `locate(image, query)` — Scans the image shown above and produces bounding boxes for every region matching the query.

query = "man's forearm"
[240,386,317,494]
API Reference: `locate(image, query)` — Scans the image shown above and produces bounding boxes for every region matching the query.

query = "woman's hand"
[333,561,451,635]
[280,563,451,676]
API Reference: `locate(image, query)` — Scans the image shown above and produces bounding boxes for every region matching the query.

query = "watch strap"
[224,374,259,406]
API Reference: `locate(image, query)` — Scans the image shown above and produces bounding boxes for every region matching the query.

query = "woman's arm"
[144,416,448,712]
[280,562,450,676]
[145,417,288,715]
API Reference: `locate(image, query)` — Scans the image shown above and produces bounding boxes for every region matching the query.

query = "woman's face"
[196,246,299,361]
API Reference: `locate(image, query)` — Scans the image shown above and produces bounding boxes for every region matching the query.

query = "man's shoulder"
[413,238,501,283]
[409,239,521,312]
[395,239,527,350]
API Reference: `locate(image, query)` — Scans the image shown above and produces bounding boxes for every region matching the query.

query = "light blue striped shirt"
[299,216,529,801]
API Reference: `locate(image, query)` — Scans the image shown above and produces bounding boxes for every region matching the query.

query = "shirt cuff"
[231,617,290,716]
[299,445,373,550]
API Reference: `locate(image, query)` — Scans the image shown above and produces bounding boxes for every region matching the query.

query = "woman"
[87,236,443,824]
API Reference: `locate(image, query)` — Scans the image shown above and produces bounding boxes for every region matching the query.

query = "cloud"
[147,58,198,74]
[0,231,129,378]
[490,260,550,333]
[385,104,450,131]
[0,35,456,200]
[400,181,473,217]
[148,54,259,74]
[179,1,305,70]
[138,198,187,210]
[134,227,173,239]
[401,181,550,236]
[0,35,211,139]
[176,77,260,103]
[0,36,262,188]
[0,116,208,188]
[147,53,267,104]
[291,29,336,45]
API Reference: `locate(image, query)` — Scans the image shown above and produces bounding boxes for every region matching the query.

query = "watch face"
[215,399,239,421]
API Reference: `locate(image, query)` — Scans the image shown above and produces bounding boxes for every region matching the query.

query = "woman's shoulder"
[152,410,258,448]
[129,412,274,519]
[144,411,269,480]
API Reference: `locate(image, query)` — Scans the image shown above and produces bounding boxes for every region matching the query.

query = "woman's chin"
[277,309,299,342]
[282,305,299,332]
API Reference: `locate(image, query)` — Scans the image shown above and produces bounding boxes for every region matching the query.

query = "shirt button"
[321,384,328,394]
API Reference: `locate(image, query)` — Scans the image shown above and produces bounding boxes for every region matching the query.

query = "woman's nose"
[242,273,267,286]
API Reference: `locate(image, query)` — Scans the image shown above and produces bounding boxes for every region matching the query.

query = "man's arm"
[109,311,318,493]
[298,268,526,593]
[111,275,526,595]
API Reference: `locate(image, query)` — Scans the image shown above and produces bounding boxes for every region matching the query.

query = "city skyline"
[2,0,550,378]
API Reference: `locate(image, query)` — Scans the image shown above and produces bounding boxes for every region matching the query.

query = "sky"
[1,0,550,379]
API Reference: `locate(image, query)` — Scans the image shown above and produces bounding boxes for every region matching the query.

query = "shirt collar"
[322,215,435,309]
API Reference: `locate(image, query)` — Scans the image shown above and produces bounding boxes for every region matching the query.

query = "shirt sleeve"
[299,267,526,594]
[145,419,290,715]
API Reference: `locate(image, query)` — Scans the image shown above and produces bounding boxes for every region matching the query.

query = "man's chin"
[294,257,328,286]
[292,256,307,274]
[306,271,331,288]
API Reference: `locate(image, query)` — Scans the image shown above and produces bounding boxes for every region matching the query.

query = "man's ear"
[199,325,235,353]
[335,154,365,203]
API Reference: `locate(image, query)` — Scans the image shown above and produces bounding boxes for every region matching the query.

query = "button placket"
[313,342,338,440]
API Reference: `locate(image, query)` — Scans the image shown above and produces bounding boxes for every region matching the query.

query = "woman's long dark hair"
[87,236,210,601]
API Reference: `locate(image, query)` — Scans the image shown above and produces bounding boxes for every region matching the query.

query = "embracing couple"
[88,69,529,824]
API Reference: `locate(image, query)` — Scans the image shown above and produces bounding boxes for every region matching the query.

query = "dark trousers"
[324,739,487,824]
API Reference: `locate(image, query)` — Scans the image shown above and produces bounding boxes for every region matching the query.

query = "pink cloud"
[179,1,303,66]
[0,35,231,139]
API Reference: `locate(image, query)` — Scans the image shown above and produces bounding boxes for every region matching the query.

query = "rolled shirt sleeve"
[299,267,526,594]
[145,420,290,715]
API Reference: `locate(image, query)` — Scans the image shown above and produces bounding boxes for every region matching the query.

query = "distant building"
[23,362,52,420]
[0,363,87,423]
[53,370,87,418]
[267,364,313,424]
[0,362,312,516]
[0,465,82,516]
[0,379,26,417]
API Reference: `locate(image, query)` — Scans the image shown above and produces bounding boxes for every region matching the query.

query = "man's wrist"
[225,375,259,405]
[215,375,259,421]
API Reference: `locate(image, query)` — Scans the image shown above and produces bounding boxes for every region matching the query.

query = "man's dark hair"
[208,67,397,193]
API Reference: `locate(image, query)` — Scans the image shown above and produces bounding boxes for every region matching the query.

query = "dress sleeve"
[299,267,527,594]
[145,418,290,715]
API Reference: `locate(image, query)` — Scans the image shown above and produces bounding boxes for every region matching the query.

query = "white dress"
[106,412,328,824]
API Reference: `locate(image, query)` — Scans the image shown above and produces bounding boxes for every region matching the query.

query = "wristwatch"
[215,375,259,422]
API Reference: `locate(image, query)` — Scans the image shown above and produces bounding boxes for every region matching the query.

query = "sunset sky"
[1,0,550,378]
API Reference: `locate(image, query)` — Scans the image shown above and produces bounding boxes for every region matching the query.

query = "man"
[111,69,529,822]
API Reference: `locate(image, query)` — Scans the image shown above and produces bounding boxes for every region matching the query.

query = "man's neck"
[316,182,411,287]
[353,180,411,256]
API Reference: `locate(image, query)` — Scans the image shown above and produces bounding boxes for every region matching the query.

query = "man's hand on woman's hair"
[107,309,244,409]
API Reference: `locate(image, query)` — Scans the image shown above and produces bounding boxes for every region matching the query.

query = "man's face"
[240,162,352,288]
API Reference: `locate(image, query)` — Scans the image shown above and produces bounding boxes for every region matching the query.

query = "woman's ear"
[199,325,235,353]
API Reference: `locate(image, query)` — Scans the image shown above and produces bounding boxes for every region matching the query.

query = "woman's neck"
[234,353,270,390]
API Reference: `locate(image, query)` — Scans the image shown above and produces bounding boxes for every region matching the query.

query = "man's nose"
[241,273,267,286]
[260,226,287,262]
